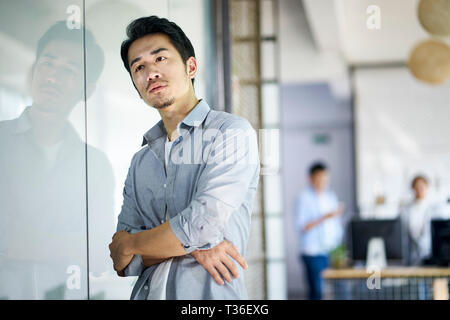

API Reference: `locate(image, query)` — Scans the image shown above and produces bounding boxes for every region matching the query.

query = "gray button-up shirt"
[116,100,260,299]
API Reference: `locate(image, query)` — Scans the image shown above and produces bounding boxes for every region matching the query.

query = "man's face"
[127,33,195,110]
[310,170,329,192]
[31,40,84,115]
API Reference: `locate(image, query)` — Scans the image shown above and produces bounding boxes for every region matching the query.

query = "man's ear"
[186,56,198,79]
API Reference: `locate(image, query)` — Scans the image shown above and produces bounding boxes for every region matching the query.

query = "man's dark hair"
[411,175,428,188]
[35,21,104,84]
[120,15,196,85]
[309,162,327,176]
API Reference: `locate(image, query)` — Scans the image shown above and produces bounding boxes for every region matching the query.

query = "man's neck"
[159,94,199,141]
[414,196,426,203]
[28,105,68,146]
[312,187,325,195]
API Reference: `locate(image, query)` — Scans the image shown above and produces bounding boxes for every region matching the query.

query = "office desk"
[322,267,450,300]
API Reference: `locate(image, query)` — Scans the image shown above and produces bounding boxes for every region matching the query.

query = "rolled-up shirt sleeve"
[116,155,146,277]
[169,118,260,253]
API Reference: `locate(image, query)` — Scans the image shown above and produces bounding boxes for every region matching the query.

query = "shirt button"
[164,184,167,188]
[144,285,149,290]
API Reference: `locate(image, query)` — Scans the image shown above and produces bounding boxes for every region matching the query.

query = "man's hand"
[191,240,248,285]
[109,230,135,275]
[325,203,345,219]
[304,203,345,232]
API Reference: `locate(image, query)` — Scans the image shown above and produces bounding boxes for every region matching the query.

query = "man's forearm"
[303,217,324,231]
[142,256,168,267]
[131,221,187,259]
[303,212,333,231]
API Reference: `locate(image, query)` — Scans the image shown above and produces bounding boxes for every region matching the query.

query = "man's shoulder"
[129,144,149,164]
[205,110,254,131]
[325,189,338,199]
[298,189,313,202]
[0,118,20,144]
[86,144,115,175]
[0,118,17,133]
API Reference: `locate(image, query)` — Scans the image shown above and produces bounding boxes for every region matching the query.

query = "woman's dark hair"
[411,175,428,189]
[309,162,327,176]
[35,21,104,84]
[120,15,196,85]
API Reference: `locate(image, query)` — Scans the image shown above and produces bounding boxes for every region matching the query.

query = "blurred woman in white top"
[400,175,445,265]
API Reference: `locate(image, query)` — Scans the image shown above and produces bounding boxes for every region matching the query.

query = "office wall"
[355,67,450,219]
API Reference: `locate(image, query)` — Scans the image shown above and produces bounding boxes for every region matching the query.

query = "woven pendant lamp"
[418,0,450,36]
[408,39,450,84]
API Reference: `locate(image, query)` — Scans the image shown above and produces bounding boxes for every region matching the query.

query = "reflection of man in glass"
[0,21,114,299]
[108,16,260,300]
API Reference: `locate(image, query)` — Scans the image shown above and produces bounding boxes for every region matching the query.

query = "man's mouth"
[148,83,167,93]
[40,85,62,97]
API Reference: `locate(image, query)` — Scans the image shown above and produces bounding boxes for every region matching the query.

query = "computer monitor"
[431,219,450,266]
[350,219,405,264]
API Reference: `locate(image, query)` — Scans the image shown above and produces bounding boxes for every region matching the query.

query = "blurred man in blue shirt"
[295,162,344,300]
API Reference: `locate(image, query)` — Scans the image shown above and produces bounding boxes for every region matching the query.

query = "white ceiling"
[303,0,436,65]
[279,0,448,85]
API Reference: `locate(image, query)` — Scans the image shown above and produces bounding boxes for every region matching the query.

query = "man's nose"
[46,77,57,85]
[43,65,63,83]
[146,69,161,82]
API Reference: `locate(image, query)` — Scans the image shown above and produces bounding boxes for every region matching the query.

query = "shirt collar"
[181,99,210,127]
[308,185,328,195]
[12,106,81,144]
[13,106,33,134]
[141,99,211,146]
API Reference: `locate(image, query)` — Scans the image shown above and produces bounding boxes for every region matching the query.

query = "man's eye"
[135,65,144,72]
[156,56,166,62]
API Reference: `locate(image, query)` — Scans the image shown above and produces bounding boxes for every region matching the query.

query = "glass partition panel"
[0,0,88,299]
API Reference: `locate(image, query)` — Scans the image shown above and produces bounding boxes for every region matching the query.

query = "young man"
[295,162,344,300]
[108,16,260,300]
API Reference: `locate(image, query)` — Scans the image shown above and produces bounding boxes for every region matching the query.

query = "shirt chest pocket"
[171,164,203,214]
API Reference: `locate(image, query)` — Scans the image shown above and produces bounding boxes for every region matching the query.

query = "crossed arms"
[109,222,247,285]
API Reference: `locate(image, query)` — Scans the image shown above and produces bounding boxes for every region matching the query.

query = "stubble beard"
[152,97,175,109]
